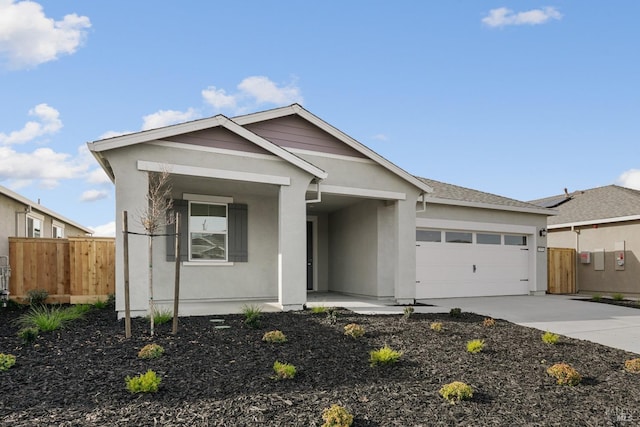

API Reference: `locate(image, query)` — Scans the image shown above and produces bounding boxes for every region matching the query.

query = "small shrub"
[344,323,365,339]
[547,363,581,386]
[138,343,165,359]
[449,307,462,317]
[326,308,338,325]
[26,289,48,306]
[612,293,625,301]
[0,353,16,371]
[242,304,262,328]
[273,361,296,380]
[262,330,287,343]
[311,305,328,314]
[624,358,640,373]
[482,317,496,327]
[125,370,162,393]
[17,327,39,344]
[148,308,173,325]
[542,331,560,345]
[369,345,402,367]
[321,404,354,427]
[430,322,443,332]
[403,306,415,319]
[591,294,602,302]
[466,339,485,354]
[439,381,473,403]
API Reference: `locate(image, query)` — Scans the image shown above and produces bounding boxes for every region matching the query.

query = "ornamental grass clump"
[344,323,365,339]
[466,339,485,354]
[482,317,496,327]
[542,331,560,345]
[430,322,443,332]
[439,381,473,404]
[242,304,262,328]
[16,305,86,332]
[0,353,16,371]
[311,305,328,314]
[26,288,48,306]
[403,306,415,320]
[369,345,402,367]
[547,363,581,386]
[262,330,287,343]
[138,343,165,359]
[321,404,354,427]
[272,361,296,380]
[125,370,162,393]
[612,293,625,301]
[624,358,640,373]
[148,308,173,326]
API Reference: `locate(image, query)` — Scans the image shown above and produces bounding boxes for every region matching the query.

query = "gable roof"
[418,177,555,216]
[530,185,640,226]
[0,184,93,234]
[88,104,433,194]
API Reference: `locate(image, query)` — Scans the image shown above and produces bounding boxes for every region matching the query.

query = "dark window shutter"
[228,203,248,262]
[166,199,189,262]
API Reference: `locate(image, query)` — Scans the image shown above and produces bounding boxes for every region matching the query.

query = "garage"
[416,228,531,299]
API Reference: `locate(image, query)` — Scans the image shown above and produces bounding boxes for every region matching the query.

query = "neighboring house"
[88,104,553,317]
[531,185,640,297]
[0,184,93,257]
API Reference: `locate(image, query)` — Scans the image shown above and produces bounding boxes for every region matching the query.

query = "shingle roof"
[417,177,549,211]
[530,185,640,226]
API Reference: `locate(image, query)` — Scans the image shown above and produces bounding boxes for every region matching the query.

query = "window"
[26,215,42,238]
[189,202,227,261]
[52,223,64,238]
[504,235,527,246]
[416,230,441,242]
[445,231,472,244]
[477,233,501,245]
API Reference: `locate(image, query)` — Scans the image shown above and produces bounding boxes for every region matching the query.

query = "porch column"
[278,177,312,311]
[395,198,417,304]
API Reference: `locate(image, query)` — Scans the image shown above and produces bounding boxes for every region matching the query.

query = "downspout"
[306,178,322,204]
[572,225,580,293]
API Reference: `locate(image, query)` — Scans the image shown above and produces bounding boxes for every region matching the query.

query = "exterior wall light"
[539,228,547,237]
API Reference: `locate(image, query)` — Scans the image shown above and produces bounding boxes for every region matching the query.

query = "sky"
[1,1,639,237]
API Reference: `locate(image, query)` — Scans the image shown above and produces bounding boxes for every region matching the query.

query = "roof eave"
[549,214,640,229]
[425,196,558,216]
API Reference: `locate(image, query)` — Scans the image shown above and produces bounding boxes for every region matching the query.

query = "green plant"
[26,289,49,306]
[242,304,262,328]
[369,345,402,367]
[326,308,338,325]
[138,343,165,359]
[0,353,16,371]
[482,317,496,327]
[612,293,625,301]
[321,404,354,427]
[591,294,602,302]
[344,323,365,339]
[93,299,108,309]
[403,306,414,319]
[125,369,162,393]
[430,322,443,332]
[542,331,560,345]
[624,358,640,373]
[262,330,287,343]
[547,363,581,386]
[64,304,92,319]
[311,305,328,314]
[148,308,173,325]
[17,327,39,344]
[272,361,296,380]
[439,381,473,403]
[15,305,85,332]
[466,339,485,354]
[449,308,462,318]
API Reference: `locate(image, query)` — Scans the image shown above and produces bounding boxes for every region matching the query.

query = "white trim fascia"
[182,261,234,267]
[286,147,376,164]
[233,104,433,194]
[137,160,291,186]
[549,214,640,229]
[308,183,406,200]
[183,194,233,204]
[150,140,282,162]
[416,218,537,235]
[423,196,557,216]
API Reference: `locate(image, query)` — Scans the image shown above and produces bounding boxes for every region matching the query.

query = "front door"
[306,220,313,290]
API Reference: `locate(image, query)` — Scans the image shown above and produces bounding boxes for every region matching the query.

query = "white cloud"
[142,108,199,130]
[482,7,562,28]
[87,168,111,184]
[202,86,237,110]
[80,189,109,202]
[616,169,640,190]
[0,0,91,69]
[372,134,388,141]
[0,103,62,145]
[89,221,116,237]
[202,76,303,113]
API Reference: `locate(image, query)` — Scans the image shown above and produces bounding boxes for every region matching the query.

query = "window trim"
[188,201,229,262]
[26,212,44,238]
[52,221,65,238]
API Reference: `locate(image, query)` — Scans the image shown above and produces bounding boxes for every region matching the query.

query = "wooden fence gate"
[547,247,576,294]
[9,237,115,304]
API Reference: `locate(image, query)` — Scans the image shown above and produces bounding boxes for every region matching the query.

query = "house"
[0,184,93,257]
[88,104,553,317]
[531,185,640,297]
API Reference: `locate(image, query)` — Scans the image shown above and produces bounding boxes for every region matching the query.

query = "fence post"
[123,211,132,338]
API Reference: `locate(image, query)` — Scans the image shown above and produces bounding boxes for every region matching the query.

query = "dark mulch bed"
[2,304,640,426]
[576,297,640,310]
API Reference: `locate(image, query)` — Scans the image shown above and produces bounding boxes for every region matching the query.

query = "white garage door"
[416,229,530,299]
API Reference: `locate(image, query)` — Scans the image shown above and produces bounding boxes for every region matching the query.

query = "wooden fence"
[547,247,576,294]
[9,237,115,304]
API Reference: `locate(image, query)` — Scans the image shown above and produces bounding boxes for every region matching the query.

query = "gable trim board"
[423,195,555,216]
[549,214,640,229]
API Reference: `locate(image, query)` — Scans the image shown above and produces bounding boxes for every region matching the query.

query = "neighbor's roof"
[0,184,93,234]
[530,185,640,226]
[418,177,555,216]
